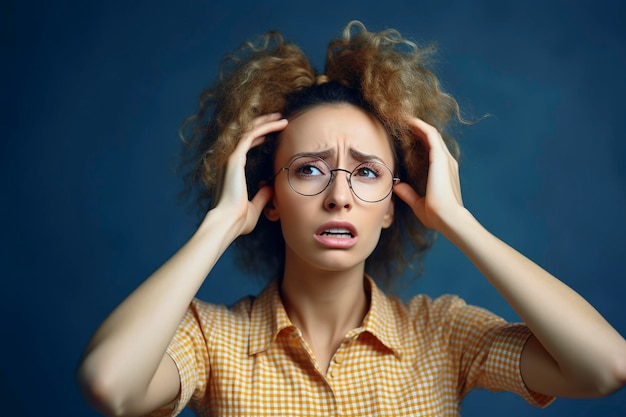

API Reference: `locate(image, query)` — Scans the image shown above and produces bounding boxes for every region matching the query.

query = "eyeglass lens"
[286,156,395,202]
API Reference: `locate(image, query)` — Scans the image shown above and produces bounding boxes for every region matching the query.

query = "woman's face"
[268,103,395,274]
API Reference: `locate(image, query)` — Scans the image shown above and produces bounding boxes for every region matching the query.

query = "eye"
[291,157,329,178]
[354,163,382,179]
[296,164,323,177]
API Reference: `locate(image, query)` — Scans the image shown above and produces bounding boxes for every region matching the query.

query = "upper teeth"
[322,228,352,236]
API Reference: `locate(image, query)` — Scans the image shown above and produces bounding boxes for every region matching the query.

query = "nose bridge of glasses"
[328,167,354,193]
[330,167,354,180]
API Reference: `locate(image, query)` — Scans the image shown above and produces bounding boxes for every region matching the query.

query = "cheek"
[367,208,391,237]
[273,185,311,221]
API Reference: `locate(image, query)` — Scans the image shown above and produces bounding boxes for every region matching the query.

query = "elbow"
[609,355,626,394]
[76,358,137,417]
[588,353,626,398]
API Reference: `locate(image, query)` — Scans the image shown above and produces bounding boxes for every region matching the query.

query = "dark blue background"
[2,1,626,416]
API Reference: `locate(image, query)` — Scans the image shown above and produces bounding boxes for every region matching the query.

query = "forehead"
[275,104,394,164]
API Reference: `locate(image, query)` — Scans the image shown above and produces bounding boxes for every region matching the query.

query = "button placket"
[327,336,352,380]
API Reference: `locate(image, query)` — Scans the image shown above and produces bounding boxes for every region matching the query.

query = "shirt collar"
[359,275,404,358]
[248,280,295,355]
[248,275,403,358]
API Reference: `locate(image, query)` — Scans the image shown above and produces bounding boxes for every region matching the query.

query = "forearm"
[77,206,239,406]
[394,117,626,396]
[440,207,626,392]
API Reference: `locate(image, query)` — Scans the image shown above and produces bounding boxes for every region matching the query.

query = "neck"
[280,257,369,345]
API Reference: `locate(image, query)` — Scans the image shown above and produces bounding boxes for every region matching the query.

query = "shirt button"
[333,354,343,364]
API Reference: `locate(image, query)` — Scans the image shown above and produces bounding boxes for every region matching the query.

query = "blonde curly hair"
[179,21,465,289]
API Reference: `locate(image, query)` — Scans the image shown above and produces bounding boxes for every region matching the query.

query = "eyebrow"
[289,149,385,163]
[290,150,333,161]
[350,149,385,163]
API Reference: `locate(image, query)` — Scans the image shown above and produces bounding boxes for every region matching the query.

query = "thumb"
[393,182,420,206]
[393,182,425,219]
[250,185,274,216]
[239,185,275,236]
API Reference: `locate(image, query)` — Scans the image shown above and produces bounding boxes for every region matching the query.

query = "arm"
[76,114,288,417]
[393,118,626,398]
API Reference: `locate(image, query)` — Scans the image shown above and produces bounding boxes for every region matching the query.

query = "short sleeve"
[482,323,555,406]
[144,300,212,417]
[440,296,555,408]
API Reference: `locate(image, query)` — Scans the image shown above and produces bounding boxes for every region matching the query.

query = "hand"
[213,113,288,236]
[393,117,464,232]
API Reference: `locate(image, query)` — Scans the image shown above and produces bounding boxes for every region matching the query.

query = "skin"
[76,106,626,417]
[266,104,395,371]
[394,118,626,397]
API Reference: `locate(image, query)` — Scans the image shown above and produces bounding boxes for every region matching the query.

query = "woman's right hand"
[76,113,288,417]
[212,113,288,237]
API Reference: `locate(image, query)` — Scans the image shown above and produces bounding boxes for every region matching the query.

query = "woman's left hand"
[395,121,626,400]
[393,117,465,232]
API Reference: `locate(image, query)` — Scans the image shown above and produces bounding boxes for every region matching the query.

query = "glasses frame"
[276,155,400,203]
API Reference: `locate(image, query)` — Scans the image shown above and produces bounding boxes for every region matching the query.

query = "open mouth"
[314,222,358,248]
[319,228,354,238]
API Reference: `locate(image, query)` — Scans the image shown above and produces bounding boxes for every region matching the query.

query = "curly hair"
[179,21,465,290]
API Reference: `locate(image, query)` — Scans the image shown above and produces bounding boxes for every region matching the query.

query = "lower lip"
[314,234,358,249]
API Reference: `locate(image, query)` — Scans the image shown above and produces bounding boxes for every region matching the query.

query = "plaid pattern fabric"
[147,276,554,416]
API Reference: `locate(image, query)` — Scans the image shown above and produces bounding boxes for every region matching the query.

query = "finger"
[393,182,421,207]
[406,117,450,155]
[225,116,287,182]
[237,117,288,153]
[246,113,286,138]
[250,185,274,213]
[393,182,426,218]
[241,185,275,235]
[250,112,283,129]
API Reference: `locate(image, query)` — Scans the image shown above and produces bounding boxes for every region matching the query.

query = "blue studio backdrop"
[2,1,626,416]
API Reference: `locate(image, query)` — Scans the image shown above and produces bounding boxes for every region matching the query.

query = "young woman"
[77,21,626,417]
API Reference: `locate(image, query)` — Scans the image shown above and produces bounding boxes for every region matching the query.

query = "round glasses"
[277,155,400,203]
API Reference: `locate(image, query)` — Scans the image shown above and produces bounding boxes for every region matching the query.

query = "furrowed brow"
[290,150,334,161]
[349,149,384,163]
[289,149,385,164]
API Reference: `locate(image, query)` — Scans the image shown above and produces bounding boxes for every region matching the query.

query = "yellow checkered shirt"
[147,276,553,416]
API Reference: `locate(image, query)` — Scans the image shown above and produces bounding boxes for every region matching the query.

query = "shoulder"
[385,292,509,345]
[177,295,257,337]
[407,293,505,323]
[396,293,475,325]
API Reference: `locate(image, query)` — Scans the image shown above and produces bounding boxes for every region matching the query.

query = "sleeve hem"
[489,324,556,408]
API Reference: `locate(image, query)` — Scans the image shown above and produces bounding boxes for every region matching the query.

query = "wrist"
[195,206,242,249]
[436,206,479,242]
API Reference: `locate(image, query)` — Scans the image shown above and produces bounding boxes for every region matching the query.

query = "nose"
[324,169,354,210]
